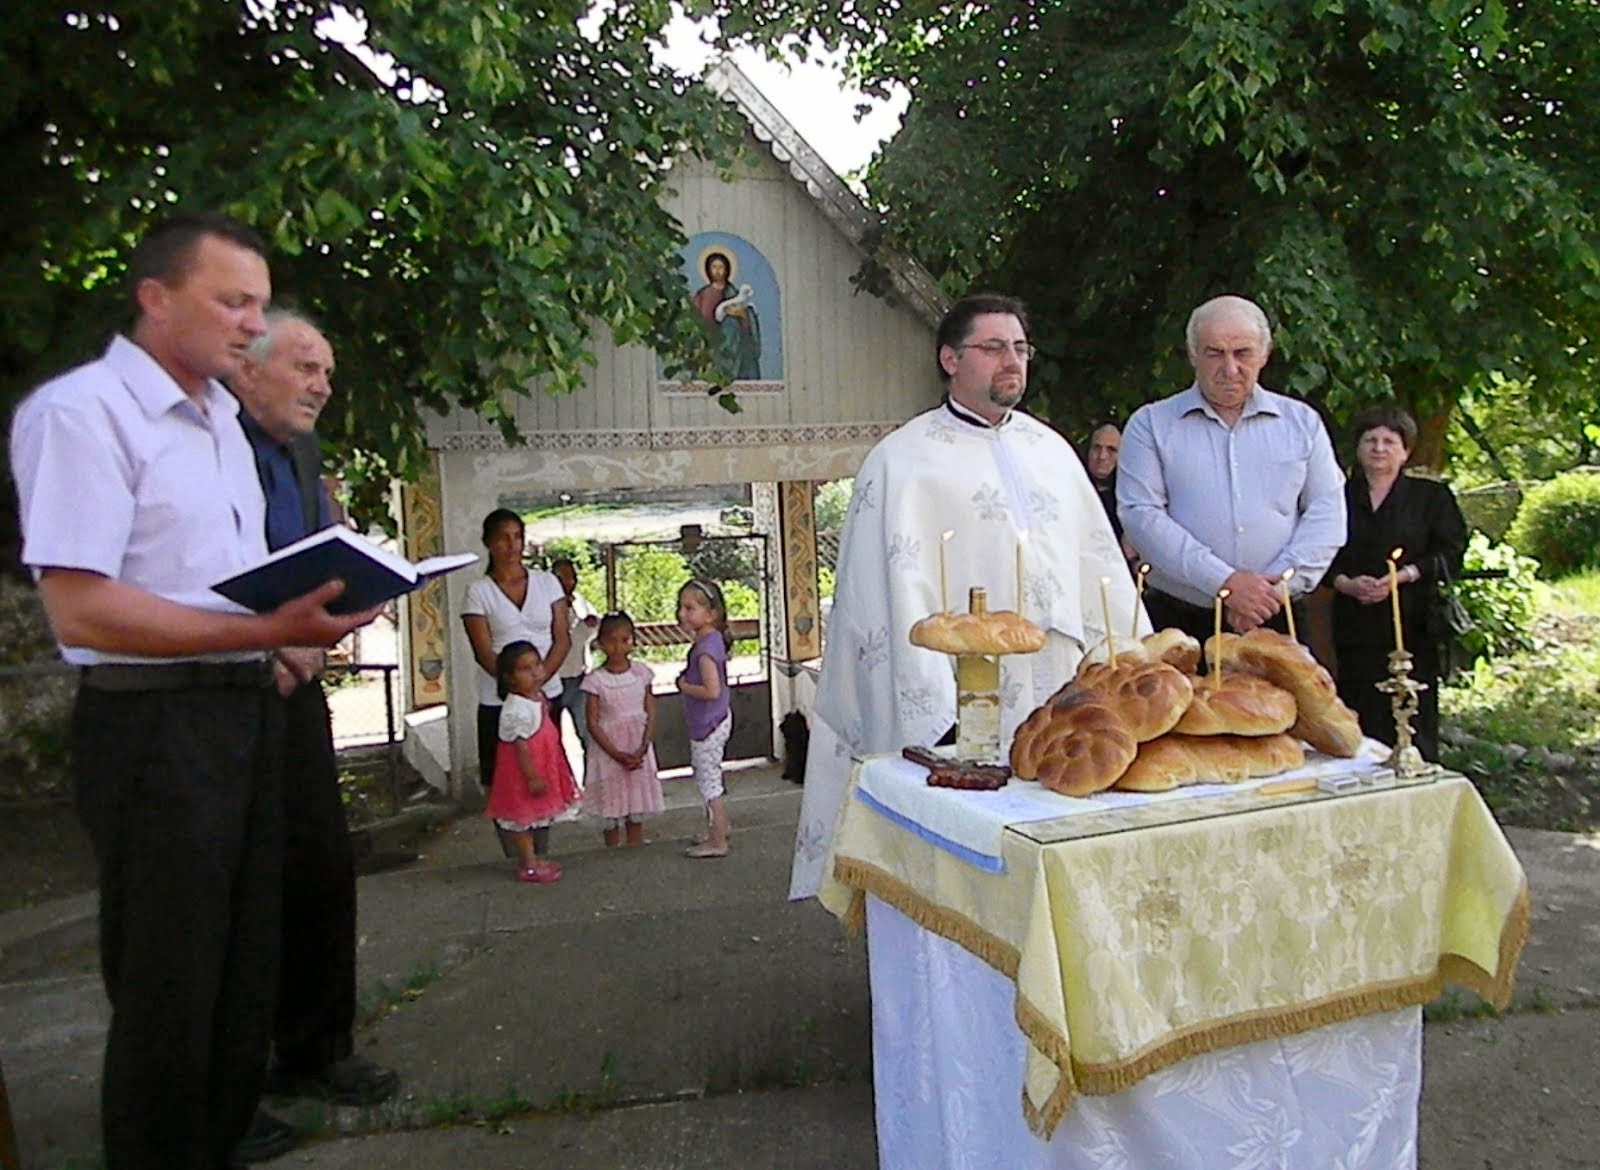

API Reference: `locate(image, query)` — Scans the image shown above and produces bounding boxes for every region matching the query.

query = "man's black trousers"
[272,679,357,1074]
[72,683,284,1170]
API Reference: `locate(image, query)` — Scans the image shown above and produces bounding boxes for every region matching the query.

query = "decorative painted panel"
[400,453,450,709]
[661,233,784,394]
[778,481,821,661]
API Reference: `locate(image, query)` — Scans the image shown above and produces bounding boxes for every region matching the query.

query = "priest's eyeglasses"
[958,339,1037,360]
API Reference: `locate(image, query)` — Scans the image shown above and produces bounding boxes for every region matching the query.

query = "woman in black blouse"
[1328,405,1467,761]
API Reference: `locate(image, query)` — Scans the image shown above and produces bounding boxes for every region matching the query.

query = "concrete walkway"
[3,765,1598,1169]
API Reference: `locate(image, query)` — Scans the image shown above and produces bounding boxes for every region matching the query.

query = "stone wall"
[0,578,74,804]
[1456,481,1524,541]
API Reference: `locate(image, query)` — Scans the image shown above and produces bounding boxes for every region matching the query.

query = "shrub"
[1506,470,1600,578]
[1454,532,1541,663]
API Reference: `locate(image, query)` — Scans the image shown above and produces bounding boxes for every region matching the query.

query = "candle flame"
[1218,587,1231,600]
[1281,567,1295,582]
[942,529,956,542]
[1388,546,1403,563]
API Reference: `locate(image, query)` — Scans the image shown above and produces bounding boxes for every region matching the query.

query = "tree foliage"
[2,0,745,540]
[696,0,1600,457]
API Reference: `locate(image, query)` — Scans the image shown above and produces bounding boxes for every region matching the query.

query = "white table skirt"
[867,896,1421,1170]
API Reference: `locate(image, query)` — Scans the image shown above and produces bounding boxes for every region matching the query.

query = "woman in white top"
[461,509,571,790]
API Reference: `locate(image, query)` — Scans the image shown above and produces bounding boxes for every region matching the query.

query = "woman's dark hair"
[597,611,636,641]
[494,640,538,701]
[679,578,734,650]
[1350,403,1419,452]
[480,508,525,573]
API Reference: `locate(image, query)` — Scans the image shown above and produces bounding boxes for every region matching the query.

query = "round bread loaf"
[1072,659,1195,742]
[1208,629,1364,757]
[1172,673,1296,737]
[909,609,1047,655]
[1009,692,1137,796]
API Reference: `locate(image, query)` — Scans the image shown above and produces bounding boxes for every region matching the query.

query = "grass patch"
[357,959,444,1026]
[1440,570,1600,832]
[1424,990,1501,1023]
[1547,569,1600,617]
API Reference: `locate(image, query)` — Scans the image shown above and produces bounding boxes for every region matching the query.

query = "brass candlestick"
[1376,649,1433,777]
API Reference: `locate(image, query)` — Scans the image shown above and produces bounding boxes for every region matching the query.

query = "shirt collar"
[105,334,241,424]
[1178,382,1279,423]
[945,396,1012,429]
[238,404,290,453]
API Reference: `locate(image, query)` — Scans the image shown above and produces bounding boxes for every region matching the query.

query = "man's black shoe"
[232,1110,298,1164]
[265,1055,400,1107]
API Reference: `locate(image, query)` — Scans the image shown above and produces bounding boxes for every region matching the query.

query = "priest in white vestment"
[790,294,1148,898]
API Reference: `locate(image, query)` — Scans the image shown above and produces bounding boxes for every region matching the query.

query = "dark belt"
[1144,588,1214,621]
[79,659,276,692]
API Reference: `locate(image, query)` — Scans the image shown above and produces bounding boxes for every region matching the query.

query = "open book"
[211,527,479,615]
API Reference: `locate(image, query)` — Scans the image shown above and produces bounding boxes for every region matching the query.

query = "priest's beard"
[988,382,1024,412]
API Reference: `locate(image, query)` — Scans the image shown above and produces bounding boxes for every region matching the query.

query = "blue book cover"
[212,527,477,616]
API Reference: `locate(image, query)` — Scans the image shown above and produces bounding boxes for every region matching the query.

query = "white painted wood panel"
[425,136,938,452]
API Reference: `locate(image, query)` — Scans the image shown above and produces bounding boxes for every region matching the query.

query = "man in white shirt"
[550,557,599,766]
[788,293,1143,899]
[10,212,379,1170]
[1117,295,1346,645]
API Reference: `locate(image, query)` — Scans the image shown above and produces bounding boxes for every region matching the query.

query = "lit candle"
[1099,576,1116,666]
[1016,531,1029,613]
[1387,547,1405,653]
[1134,563,1150,639]
[940,529,955,612]
[1212,588,1230,690]
[1280,568,1297,642]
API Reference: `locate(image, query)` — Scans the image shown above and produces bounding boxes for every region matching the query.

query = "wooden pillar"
[400,452,449,710]
[777,481,822,664]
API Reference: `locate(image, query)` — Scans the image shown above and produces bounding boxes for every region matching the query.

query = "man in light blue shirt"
[1117,295,1345,645]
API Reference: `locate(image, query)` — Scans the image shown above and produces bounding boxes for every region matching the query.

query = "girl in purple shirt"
[677,579,734,859]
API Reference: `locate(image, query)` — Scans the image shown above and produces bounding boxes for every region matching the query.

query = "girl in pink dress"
[487,641,580,883]
[582,612,663,847]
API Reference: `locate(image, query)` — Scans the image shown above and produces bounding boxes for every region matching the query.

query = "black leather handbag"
[1426,560,1476,680]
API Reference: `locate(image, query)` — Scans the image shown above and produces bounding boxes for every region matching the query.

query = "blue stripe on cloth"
[855,786,1007,874]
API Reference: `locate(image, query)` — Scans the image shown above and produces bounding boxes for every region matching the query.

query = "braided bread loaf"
[1071,659,1195,743]
[1008,691,1137,796]
[1112,731,1306,792]
[1171,673,1296,736]
[1207,629,1364,757]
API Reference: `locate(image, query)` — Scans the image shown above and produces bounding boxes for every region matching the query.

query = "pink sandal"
[517,861,563,884]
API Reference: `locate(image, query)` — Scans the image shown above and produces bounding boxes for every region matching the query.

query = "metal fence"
[0,659,405,805]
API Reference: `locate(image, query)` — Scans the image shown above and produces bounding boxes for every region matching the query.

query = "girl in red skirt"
[487,640,579,883]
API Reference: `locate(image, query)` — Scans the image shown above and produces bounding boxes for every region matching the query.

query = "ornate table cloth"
[820,755,1528,1143]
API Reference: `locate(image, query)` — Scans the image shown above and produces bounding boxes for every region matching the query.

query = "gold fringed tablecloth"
[820,761,1529,1140]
